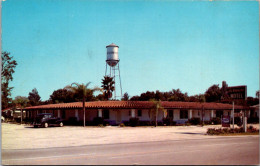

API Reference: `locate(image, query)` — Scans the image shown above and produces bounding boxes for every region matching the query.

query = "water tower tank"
[106,43,119,67]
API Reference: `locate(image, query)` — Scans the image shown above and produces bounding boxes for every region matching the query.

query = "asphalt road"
[2,136,259,165]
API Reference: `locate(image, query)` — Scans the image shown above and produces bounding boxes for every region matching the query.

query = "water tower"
[105,43,122,99]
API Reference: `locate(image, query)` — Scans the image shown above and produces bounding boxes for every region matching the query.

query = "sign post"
[243,112,247,132]
[232,101,234,129]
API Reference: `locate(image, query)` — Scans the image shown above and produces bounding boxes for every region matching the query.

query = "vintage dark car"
[33,113,63,128]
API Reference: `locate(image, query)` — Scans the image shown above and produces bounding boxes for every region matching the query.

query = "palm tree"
[101,76,115,100]
[149,99,165,127]
[65,82,101,127]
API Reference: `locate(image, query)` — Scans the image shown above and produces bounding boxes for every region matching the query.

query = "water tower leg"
[113,66,116,99]
[118,63,122,98]
[110,66,112,77]
[105,63,108,76]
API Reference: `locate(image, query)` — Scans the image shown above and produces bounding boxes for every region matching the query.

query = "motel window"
[138,110,142,117]
[103,109,109,119]
[168,110,173,118]
[180,110,188,119]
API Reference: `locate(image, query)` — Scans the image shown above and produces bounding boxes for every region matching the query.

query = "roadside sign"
[227,86,247,100]
[222,116,230,127]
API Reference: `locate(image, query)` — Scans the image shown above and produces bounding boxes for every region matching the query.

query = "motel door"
[116,111,121,124]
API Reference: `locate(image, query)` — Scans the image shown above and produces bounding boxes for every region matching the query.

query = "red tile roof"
[162,101,247,110]
[2,107,22,112]
[24,101,248,110]
[25,102,83,110]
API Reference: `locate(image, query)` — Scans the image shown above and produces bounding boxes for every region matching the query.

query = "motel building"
[23,101,250,125]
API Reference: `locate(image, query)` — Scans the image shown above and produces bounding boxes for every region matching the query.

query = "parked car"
[1,116,5,122]
[33,113,63,128]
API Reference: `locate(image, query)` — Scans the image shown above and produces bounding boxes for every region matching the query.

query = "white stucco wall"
[204,110,211,121]
[109,110,117,121]
[173,109,180,120]
[137,109,151,121]
[192,110,200,118]
[121,109,131,121]
[29,108,234,125]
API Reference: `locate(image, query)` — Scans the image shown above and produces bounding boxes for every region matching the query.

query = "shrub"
[93,117,104,126]
[98,124,104,127]
[139,121,151,126]
[150,121,156,126]
[188,118,201,125]
[103,120,110,126]
[210,117,221,125]
[129,117,139,127]
[122,121,129,126]
[158,121,163,126]
[119,123,125,127]
[207,126,259,135]
[248,125,259,133]
[185,122,191,126]
[162,118,173,126]
[203,120,211,125]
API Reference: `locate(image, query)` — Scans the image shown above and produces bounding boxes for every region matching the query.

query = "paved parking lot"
[1,123,259,150]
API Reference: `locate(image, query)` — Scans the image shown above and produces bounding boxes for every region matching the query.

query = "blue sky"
[2,0,259,101]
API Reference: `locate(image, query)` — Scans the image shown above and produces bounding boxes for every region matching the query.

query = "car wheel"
[44,123,48,128]
[34,125,38,128]
[59,122,63,127]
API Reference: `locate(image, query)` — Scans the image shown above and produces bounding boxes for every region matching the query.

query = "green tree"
[101,76,115,100]
[205,84,222,102]
[95,94,105,101]
[28,88,41,106]
[191,94,206,103]
[130,95,140,101]
[65,82,101,127]
[50,88,75,103]
[13,96,29,123]
[121,92,129,101]
[220,81,229,100]
[168,89,189,101]
[256,90,259,99]
[139,91,155,101]
[246,96,259,106]
[1,52,18,109]
[13,96,29,108]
